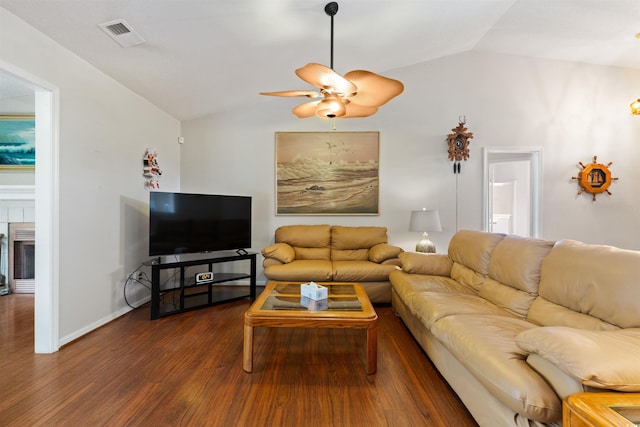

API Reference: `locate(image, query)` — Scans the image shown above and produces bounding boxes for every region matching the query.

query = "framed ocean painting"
[275,131,380,215]
[0,115,36,170]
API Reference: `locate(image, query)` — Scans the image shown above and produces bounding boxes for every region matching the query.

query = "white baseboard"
[58,281,263,346]
[58,295,151,347]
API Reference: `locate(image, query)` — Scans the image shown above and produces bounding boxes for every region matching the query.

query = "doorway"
[482,148,542,238]
[0,65,59,353]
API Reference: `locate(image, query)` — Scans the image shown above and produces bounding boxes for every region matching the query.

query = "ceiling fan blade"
[343,70,404,107]
[260,90,322,98]
[342,103,379,118]
[295,63,357,95]
[292,100,321,118]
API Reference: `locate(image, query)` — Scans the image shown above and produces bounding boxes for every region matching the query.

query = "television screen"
[149,192,251,256]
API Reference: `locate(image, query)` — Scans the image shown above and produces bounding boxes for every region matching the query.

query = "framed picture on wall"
[275,131,380,215]
[0,115,36,170]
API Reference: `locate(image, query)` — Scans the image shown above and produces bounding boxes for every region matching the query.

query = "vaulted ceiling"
[2,0,640,121]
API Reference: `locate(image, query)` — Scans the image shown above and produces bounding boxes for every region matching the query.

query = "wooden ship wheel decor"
[447,117,473,174]
[572,155,618,201]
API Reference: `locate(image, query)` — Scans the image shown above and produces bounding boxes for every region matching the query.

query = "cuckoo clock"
[447,118,473,174]
[572,155,618,201]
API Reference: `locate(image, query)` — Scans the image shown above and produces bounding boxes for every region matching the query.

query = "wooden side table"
[563,392,640,427]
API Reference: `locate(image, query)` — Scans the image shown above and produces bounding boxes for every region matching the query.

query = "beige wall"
[1,8,181,345]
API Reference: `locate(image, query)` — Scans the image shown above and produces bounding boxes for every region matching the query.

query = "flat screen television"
[149,192,251,257]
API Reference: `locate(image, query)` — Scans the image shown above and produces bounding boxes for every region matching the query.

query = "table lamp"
[409,209,442,253]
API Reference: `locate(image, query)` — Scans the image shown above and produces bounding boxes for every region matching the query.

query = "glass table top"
[259,283,363,312]
[611,406,640,425]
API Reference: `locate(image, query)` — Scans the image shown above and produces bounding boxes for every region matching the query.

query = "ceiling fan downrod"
[325,2,338,70]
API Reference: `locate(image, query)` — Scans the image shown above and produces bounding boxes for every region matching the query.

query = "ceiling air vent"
[98,19,145,47]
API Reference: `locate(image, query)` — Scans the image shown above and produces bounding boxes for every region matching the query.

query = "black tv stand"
[150,251,257,319]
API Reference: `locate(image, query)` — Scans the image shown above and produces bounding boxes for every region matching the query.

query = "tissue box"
[301,281,328,300]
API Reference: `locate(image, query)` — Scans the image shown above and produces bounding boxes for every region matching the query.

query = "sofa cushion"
[275,224,331,260]
[332,260,399,282]
[411,291,517,329]
[261,242,295,264]
[369,243,403,263]
[263,259,332,281]
[450,262,486,292]
[398,252,452,276]
[431,315,562,423]
[448,230,505,276]
[516,327,640,392]
[487,235,554,294]
[331,248,369,262]
[389,270,474,308]
[331,226,388,261]
[527,297,620,330]
[294,247,331,260]
[479,279,537,318]
[532,240,640,329]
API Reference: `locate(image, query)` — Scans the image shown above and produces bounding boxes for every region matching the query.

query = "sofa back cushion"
[479,236,555,317]
[528,240,640,329]
[448,230,505,291]
[275,224,331,260]
[331,226,388,261]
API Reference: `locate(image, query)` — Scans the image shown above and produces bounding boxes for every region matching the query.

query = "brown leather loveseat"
[261,224,403,303]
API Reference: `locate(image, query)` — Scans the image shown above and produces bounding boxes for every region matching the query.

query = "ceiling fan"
[260,2,404,119]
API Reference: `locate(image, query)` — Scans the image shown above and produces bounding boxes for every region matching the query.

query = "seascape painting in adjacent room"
[275,131,379,215]
[0,115,36,170]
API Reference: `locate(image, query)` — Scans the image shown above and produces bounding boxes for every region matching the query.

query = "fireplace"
[8,222,35,294]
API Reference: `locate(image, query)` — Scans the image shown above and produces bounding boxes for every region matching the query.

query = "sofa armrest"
[368,243,404,263]
[398,252,453,276]
[516,327,640,392]
[261,242,295,264]
[525,353,588,399]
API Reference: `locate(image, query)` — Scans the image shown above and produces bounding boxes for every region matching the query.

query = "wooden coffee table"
[243,282,378,374]
[563,392,640,426]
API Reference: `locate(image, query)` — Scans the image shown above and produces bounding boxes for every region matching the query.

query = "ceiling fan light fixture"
[317,94,346,118]
[630,99,640,115]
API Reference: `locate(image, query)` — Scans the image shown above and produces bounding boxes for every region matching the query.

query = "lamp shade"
[409,209,442,232]
[631,99,640,115]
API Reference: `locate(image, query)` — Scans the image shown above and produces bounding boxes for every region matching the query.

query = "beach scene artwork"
[0,115,36,169]
[275,131,379,215]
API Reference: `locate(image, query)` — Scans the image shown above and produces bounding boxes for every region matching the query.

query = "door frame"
[482,147,542,238]
[1,62,60,353]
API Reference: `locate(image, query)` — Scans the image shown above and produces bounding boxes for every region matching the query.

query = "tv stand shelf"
[150,251,257,319]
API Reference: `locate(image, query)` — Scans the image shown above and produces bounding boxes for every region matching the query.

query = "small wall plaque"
[572,155,618,201]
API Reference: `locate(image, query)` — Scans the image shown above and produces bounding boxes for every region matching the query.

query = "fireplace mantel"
[0,185,36,201]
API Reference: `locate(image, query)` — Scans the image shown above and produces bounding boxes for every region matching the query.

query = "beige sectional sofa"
[261,224,403,303]
[390,229,640,427]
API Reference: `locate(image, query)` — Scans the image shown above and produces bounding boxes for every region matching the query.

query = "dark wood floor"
[0,292,477,426]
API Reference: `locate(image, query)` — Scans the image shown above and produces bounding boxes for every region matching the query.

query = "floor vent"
[98,19,145,47]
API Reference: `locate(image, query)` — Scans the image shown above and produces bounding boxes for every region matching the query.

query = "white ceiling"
[1,0,640,121]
